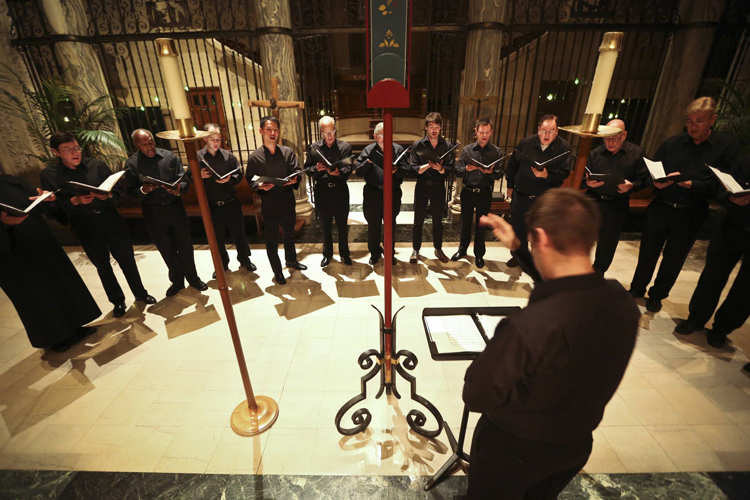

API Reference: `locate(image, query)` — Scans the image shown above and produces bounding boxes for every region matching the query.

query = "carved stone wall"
[0,1,43,177]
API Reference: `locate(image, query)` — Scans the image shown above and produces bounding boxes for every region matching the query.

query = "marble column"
[0,1,44,178]
[449,0,506,221]
[253,0,314,223]
[40,0,122,160]
[640,0,726,155]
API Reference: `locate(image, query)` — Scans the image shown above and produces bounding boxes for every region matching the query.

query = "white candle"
[155,39,191,121]
[584,33,623,117]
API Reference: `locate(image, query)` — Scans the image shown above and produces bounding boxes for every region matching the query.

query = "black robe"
[0,175,101,348]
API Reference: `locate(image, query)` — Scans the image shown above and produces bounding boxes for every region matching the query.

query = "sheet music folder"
[422,306,521,361]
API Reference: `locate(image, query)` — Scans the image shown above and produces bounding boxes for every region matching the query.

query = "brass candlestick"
[156,40,278,436]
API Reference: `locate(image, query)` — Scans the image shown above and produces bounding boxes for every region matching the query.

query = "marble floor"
[1,231,749,493]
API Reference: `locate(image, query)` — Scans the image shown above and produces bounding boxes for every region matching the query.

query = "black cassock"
[0,175,101,348]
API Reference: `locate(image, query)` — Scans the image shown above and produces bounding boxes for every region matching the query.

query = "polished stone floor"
[1,200,749,497]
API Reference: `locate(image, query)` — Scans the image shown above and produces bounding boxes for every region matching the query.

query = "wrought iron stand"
[334,305,444,438]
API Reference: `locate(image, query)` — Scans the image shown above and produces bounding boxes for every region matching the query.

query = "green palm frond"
[700,78,750,156]
[0,63,127,170]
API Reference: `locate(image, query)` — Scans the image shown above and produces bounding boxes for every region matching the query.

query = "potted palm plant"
[0,64,127,171]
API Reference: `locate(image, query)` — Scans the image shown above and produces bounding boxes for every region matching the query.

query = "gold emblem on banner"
[379,0,394,15]
[380,29,399,48]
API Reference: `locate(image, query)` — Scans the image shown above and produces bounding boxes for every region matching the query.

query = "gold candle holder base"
[230,396,279,436]
[155,129,211,142]
[559,123,623,138]
[175,118,196,138]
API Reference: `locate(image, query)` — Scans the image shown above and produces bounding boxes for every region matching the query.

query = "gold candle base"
[230,396,279,436]
[175,117,196,138]
[580,113,601,134]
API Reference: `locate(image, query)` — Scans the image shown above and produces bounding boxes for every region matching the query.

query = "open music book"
[371,144,412,166]
[0,191,55,217]
[707,164,750,195]
[514,149,570,171]
[140,174,186,190]
[200,159,240,180]
[311,146,356,172]
[60,170,127,196]
[251,170,303,187]
[644,158,694,184]
[585,167,625,186]
[465,153,510,171]
[415,142,460,164]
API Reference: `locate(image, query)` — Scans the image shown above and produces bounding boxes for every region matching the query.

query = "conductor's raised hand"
[29,188,56,202]
[0,211,27,225]
[480,214,521,251]
[200,168,212,179]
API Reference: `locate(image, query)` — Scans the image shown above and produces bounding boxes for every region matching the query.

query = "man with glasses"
[408,112,455,264]
[124,129,208,297]
[583,119,648,274]
[41,132,155,317]
[246,116,306,285]
[198,123,255,278]
[504,114,571,281]
[452,118,504,268]
[630,97,739,312]
[304,115,353,267]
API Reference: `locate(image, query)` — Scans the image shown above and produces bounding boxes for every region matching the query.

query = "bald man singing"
[583,119,648,274]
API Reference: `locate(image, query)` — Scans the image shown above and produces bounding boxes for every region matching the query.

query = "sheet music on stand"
[422,307,520,360]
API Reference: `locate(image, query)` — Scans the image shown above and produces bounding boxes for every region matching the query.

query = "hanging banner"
[366,0,412,108]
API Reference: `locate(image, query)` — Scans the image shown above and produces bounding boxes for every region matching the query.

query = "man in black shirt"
[583,119,648,274]
[467,189,639,500]
[676,156,750,347]
[452,118,503,268]
[198,123,255,278]
[408,112,455,264]
[124,129,208,297]
[504,114,571,282]
[41,132,155,317]
[304,116,353,267]
[630,97,739,312]
[245,116,307,285]
[355,122,407,266]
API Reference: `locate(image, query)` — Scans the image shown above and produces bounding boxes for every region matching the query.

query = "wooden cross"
[248,77,305,144]
[460,81,498,119]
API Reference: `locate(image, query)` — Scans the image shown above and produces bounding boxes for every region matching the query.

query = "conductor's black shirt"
[356,142,407,189]
[505,135,571,195]
[245,144,301,217]
[455,142,504,189]
[408,136,455,182]
[463,272,639,443]
[124,148,189,206]
[40,158,123,217]
[652,131,739,207]
[197,147,243,202]
[584,141,648,199]
[303,139,353,185]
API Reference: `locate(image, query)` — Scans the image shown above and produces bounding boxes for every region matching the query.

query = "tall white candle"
[584,33,624,117]
[155,39,191,121]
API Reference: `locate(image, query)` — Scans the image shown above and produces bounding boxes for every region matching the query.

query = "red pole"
[383,109,393,377]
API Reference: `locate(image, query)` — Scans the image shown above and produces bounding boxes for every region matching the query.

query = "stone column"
[640,0,726,155]
[41,0,112,111]
[0,1,44,178]
[253,0,314,223]
[449,0,506,221]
